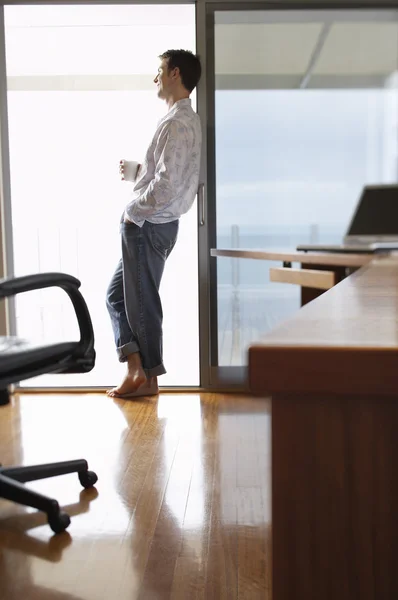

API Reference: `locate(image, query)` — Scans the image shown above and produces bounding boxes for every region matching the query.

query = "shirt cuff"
[124,202,134,219]
[122,160,140,182]
[124,201,138,222]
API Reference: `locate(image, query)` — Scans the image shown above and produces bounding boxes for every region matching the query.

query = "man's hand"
[119,160,125,181]
[124,215,132,224]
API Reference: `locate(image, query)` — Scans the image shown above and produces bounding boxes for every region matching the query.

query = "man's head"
[154,50,202,101]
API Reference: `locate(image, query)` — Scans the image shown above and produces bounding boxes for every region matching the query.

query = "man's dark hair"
[160,49,202,93]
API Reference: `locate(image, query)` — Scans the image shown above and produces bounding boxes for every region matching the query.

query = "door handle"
[198,183,205,226]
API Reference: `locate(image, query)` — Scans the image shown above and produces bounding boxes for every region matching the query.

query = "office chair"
[0,272,98,533]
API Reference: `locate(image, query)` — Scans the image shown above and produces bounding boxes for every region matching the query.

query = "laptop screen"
[347,185,398,236]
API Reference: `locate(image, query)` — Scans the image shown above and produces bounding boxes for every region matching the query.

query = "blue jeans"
[106,219,179,377]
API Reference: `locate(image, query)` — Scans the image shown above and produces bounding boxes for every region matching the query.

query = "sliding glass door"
[2,2,398,391]
[2,3,199,387]
[201,4,398,387]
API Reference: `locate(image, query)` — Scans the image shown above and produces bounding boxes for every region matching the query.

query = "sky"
[215,88,397,237]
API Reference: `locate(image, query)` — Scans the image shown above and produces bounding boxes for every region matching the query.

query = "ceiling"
[215,18,398,89]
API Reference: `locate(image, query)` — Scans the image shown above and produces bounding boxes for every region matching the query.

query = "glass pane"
[5,4,198,386]
[214,9,398,366]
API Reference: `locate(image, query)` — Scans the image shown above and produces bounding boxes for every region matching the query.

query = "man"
[106,49,202,398]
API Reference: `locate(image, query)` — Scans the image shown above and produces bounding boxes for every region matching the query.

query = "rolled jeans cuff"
[117,341,140,362]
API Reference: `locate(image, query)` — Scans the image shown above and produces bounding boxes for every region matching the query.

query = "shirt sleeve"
[124,120,189,221]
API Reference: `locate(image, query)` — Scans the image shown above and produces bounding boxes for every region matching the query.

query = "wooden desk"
[249,256,398,600]
[210,248,374,268]
[211,248,377,304]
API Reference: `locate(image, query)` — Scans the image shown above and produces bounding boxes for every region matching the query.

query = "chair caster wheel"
[78,470,98,489]
[48,511,71,534]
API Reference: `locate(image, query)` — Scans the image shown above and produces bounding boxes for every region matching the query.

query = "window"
[5,4,199,386]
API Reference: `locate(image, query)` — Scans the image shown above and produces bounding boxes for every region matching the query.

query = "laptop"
[296,184,398,253]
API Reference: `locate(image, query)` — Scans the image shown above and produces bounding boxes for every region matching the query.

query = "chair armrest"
[0,272,95,359]
[0,273,81,298]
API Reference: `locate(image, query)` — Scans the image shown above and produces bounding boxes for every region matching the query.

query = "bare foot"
[107,377,159,398]
[107,371,146,397]
[107,351,147,397]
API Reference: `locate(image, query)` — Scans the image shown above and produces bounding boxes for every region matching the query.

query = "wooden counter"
[248,255,398,600]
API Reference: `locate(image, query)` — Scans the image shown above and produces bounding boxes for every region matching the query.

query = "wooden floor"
[0,392,271,600]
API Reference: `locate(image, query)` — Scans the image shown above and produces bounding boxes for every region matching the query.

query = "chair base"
[0,388,10,406]
[0,459,98,534]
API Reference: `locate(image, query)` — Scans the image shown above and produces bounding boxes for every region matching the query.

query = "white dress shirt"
[123,98,202,227]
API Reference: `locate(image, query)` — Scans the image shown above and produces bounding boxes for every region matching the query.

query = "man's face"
[154,58,175,99]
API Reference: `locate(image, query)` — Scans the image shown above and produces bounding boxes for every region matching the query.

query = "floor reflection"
[0,392,271,599]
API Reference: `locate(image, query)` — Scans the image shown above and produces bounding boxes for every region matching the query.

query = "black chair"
[0,272,98,534]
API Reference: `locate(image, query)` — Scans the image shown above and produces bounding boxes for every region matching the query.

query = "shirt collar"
[169,98,191,111]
